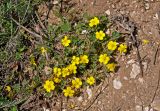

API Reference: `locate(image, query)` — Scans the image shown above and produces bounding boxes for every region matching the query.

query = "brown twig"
[35,11,50,40]
[135,83,145,111]
[35,11,47,32]
[11,18,43,40]
[11,18,49,61]
[83,79,109,111]
[112,15,143,77]
[135,46,144,77]
[45,0,54,26]
[60,94,63,111]
[153,44,159,65]
[148,70,160,110]
[60,0,63,13]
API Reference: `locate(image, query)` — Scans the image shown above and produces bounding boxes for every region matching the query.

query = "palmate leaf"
[112,31,121,39]
[0,96,27,109]
[60,21,71,32]
[10,106,18,111]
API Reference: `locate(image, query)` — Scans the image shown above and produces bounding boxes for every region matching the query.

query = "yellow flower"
[80,55,89,64]
[67,64,77,74]
[62,67,70,77]
[107,41,117,51]
[142,39,149,44]
[53,77,61,83]
[71,56,80,65]
[41,47,47,55]
[69,103,75,109]
[99,54,110,64]
[96,30,105,40]
[89,17,100,27]
[53,67,61,77]
[5,86,11,92]
[72,78,82,89]
[30,57,36,66]
[63,87,75,97]
[61,36,71,47]
[118,44,127,54]
[106,63,116,72]
[87,76,95,85]
[43,80,55,92]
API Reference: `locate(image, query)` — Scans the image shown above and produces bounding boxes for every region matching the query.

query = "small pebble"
[124,76,128,80]
[113,78,122,90]
[53,0,59,4]
[127,59,135,64]
[145,3,150,10]
[135,105,142,111]
[138,78,144,84]
[77,96,83,102]
[81,30,88,34]
[142,62,148,72]
[105,10,110,15]
[153,13,159,20]
[98,101,101,105]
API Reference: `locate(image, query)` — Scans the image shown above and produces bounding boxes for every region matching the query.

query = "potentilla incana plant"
[33,16,127,97]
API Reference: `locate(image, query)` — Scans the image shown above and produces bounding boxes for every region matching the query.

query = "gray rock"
[130,63,140,79]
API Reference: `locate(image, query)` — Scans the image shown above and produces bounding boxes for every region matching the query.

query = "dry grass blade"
[11,18,43,40]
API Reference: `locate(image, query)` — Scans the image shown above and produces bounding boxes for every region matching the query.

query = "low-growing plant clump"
[30,16,127,97]
[0,1,128,110]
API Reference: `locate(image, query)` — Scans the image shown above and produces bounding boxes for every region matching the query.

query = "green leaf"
[10,106,18,111]
[33,75,41,85]
[0,96,8,107]
[13,84,20,93]
[100,15,108,21]
[112,31,121,39]
[60,21,71,32]
[89,33,96,42]
[77,48,84,55]
[19,46,26,52]
[72,37,79,45]
[15,52,22,60]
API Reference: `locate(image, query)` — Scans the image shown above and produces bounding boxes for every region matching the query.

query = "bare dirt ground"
[32,0,160,111]
[71,0,160,111]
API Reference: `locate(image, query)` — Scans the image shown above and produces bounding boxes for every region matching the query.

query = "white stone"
[138,78,144,84]
[153,13,159,20]
[135,105,142,111]
[145,3,150,10]
[77,96,83,102]
[53,1,59,5]
[124,76,128,80]
[130,63,140,79]
[105,10,110,15]
[113,78,122,90]
[144,107,153,111]
[98,101,101,105]
[106,29,110,35]
[127,59,135,64]
[142,62,148,72]
[81,30,88,34]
